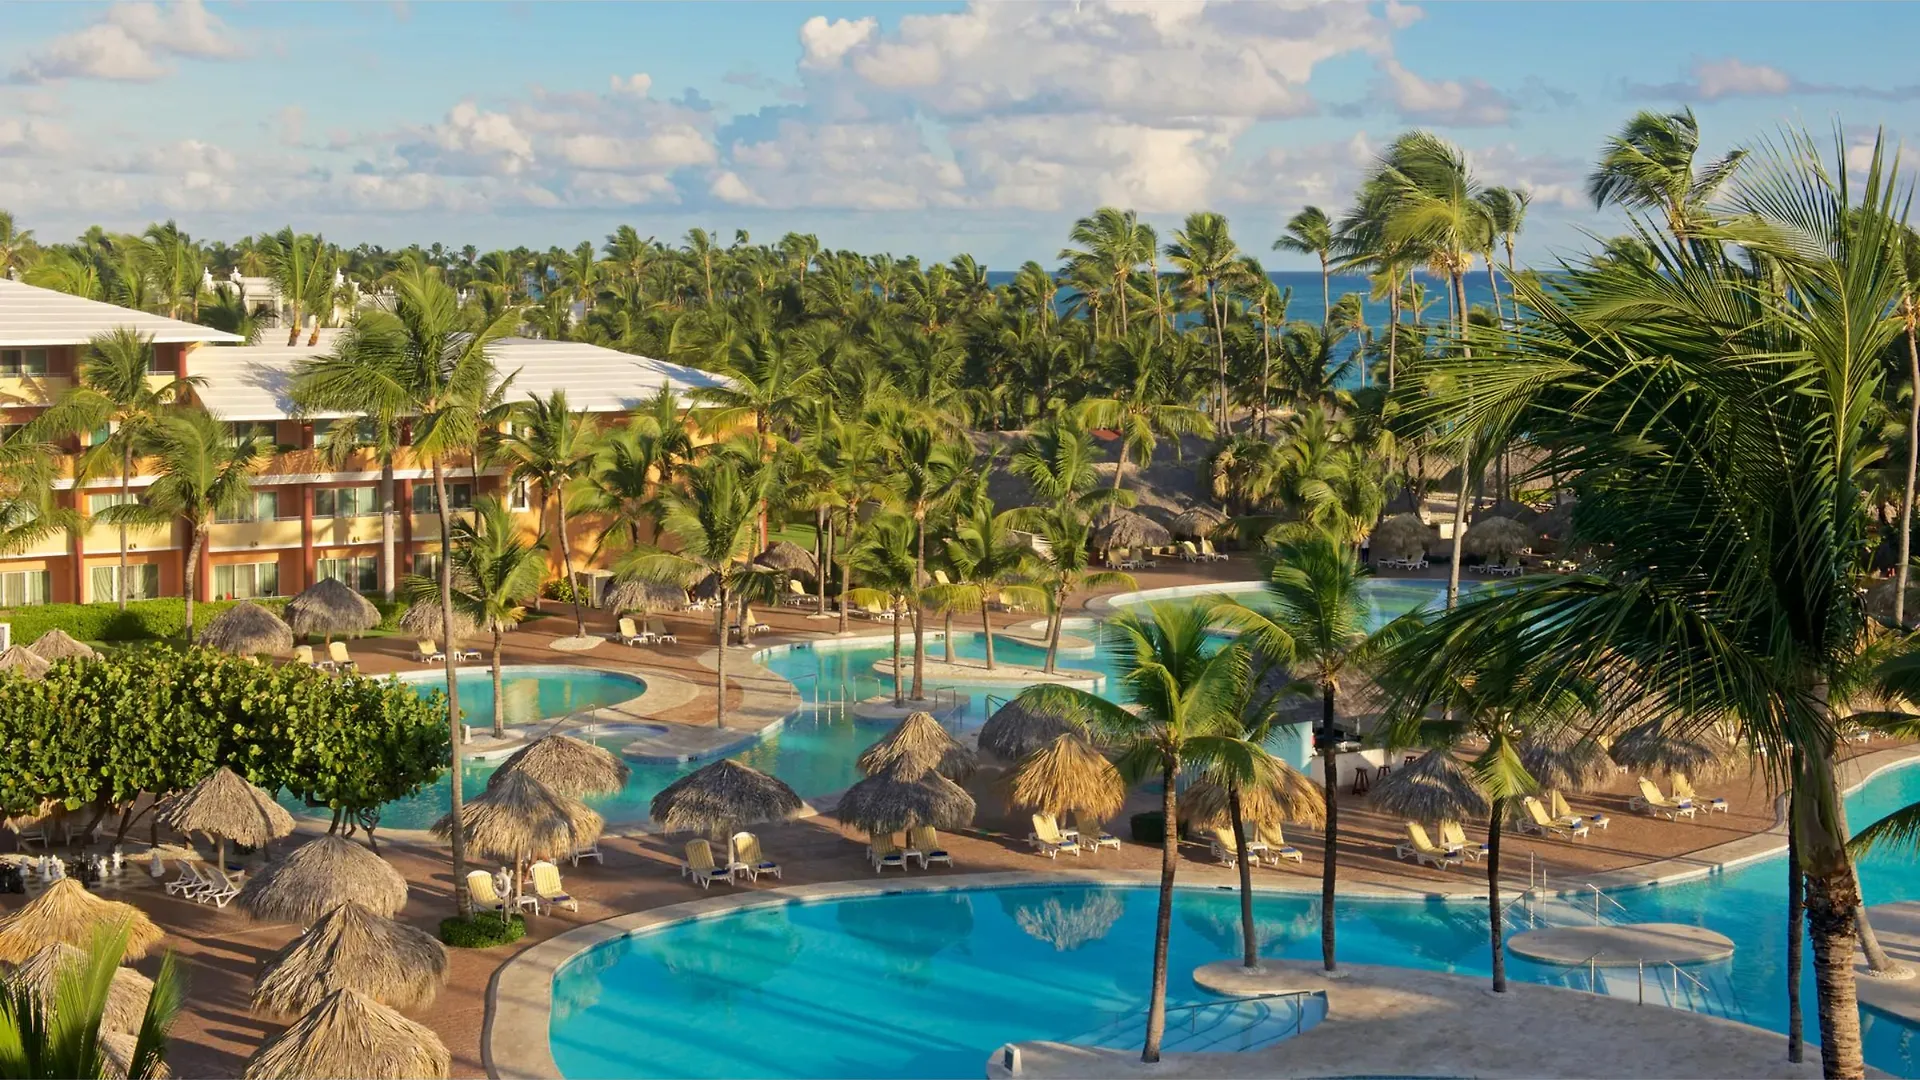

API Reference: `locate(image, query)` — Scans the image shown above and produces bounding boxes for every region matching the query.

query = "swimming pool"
[550,759,1920,1079]
[396,664,649,728]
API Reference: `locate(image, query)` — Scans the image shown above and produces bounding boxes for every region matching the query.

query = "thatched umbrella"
[834,760,976,836]
[157,767,296,871]
[243,988,450,1080]
[284,578,380,641]
[1091,508,1171,551]
[754,540,818,581]
[649,758,802,838]
[1482,499,1539,524]
[1170,505,1229,540]
[102,1031,172,1080]
[1520,731,1614,795]
[1462,515,1532,561]
[237,835,410,923]
[978,698,1081,762]
[0,646,51,681]
[1369,513,1432,562]
[27,629,99,663]
[1533,501,1577,542]
[0,880,163,964]
[1607,718,1734,781]
[1369,750,1489,824]
[688,571,720,603]
[605,577,686,614]
[433,769,603,866]
[856,712,977,781]
[398,601,478,643]
[1182,762,1327,830]
[1007,734,1125,819]
[252,902,449,1017]
[196,602,295,656]
[10,943,154,1034]
[490,735,631,800]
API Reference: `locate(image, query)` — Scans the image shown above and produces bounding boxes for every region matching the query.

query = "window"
[0,569,50,607]
[412,483,472,514]
[88,422,114,448]
[212,561,279,600]
[509,480,531,512]
[0,424,26,444]
[316,555,378,593]
[225,421,274,447]
[216,491,280,524]
[86,491,136,516]
[312,418,376,449]
[313,487,378,518]
[0,350,48,377]
[146,347,176,375]
[414,552,442,581]
[89,564,157,603]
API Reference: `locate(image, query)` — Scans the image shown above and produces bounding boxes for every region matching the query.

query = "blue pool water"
[398,665,650,728]
[552,760,1920,1079]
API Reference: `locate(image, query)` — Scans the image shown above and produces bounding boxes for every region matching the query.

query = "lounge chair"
[1027,814,1081,859]
[1670,775,1727,813]
[932,570,953,587]
[1629,777,1697,820]
[1109,546,1132,569]
[165,860,201,898]
[1520,796,1591,838]
[529,860,579,913]
[292,644,319,669]
[455,643,481,661]
[1199,538,1229,562]
[615,617,650,646]
[869,833,908,872]
[862,599,896,622]
[568,838,603,866]
[1071,812,1121,852]
[1438,820,1489,861]
[1255,821,1304,865]
[326,641,357,672]
[414,640,446,663]
[1208,825,1269,868]
[1178,541,1202,563]
[731,832,782,881]
[680,839,733,889]
[744,606,770,634]
[784,579,813,607]
[198,864,241,908]
[909,826,952,869]
[1548,790,1609,831]
[1394,823,1463,870]
[645,617,677,644]
[466,870,508,917]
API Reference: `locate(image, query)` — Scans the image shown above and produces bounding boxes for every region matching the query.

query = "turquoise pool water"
[553,760,1920,1079]
[398,665,650,728]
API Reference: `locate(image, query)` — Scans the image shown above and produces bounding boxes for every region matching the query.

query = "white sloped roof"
[0,278,244,347]
[190,335,732,422]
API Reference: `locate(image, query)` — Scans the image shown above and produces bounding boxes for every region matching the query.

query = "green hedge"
[439,913,526,948]
[0,596,405,645]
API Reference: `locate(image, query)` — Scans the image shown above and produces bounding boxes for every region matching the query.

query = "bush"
[542,578,578,603]
[1130,811,1166,845]
[0,595,406,646]
[439,913,526,948]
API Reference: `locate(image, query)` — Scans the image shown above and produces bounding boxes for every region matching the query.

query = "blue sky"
[1,1,1914,268]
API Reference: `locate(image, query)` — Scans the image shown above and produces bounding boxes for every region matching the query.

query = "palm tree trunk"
[911,517,927,700]
[1319,254,1330,334]
[1787,780,1804,1064]
[1806,865,1867,1079]
[942,608,954,664]
[380,459,397,603]
[1213,291,1229,437]
[182,523,205,639]
[1142,759,1179,1064]
[555,504,585,637]
[1386,285,1400,392]
[433,460,471,920]
[1229,787,1259,969]
[118,446,132,611]
[1487,797,1507,992]
[1897,321,1918,627]
[1318,681,1339,972]
[1111,443,1129,493]
[837,517,852,635]
[1445,273,1472,610]
[714,582,730,728]
[890,601,904,706]
[1485,259,1504,326]
[815,508,829,616]
[491,629,506,738]
[981,600,997,671]
[1259,304,1274,439]
[1043,589,1064,674]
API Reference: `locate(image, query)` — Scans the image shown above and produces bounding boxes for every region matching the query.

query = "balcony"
[83,519,176,552]
[209,518,303,552]
[0,375,70,408]
[409,510,475,538]
[10,528,70,558]
[312,515,386,548]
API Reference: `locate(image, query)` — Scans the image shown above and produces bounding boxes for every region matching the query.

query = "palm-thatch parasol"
[753,540,818,581]
[1090,508,1171,551]
[156,767,296,870]
[834,759,976,836]
[27,629,99,662]
[1533,501,1577,542]
[1462,515,1532,561]
[434,769,603,866]
[649,758,803,838]
[1182,762,1327,830]
[0,880,163,964]
[196,602,295,656]
[243,988,450,1080]
[605,577,687,614]
[1607,718,1734,781]
[284,577,381,640]
[1369,750,1489,824]
[102,1031,172,1080]
[688,571,720,603]
[490,735,631,800]
[398,600,478,642]
[1007,733,1125,819]
[237,835,411,923]
[0,646,51,681]
[978,698,1081,762]
[856,712,977,781]
[1170,505,1229,540]
[1482,499,1540,525]
[1369,513,1432,562]
[252,902,448,1017]
[1520,731,1614,794]
[9,943,154,1034]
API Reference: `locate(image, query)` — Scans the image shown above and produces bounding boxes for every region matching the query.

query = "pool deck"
[1506,922,1736,965]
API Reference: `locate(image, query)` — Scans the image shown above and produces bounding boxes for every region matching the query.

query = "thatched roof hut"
[9,942,154,1034]
[1369,751,1489,824]
[1091,508,1171,551]
[238,835,410,924]
[856,712,977,782]
[490,735,631,800]
[1369,513,1432,562]
[605,577,687,614]
[688,571,720,603]
[398,601,478,642]
[1607,718,1734,780]
[0,880,164,964]
[1533,501,1577,542]
[649,759,803,837]
[978,699,1081,762]
[1170,505,1229,540]
[101,1030,172,1080]
[1462,515,1532,561]
[243,988,450,1080]
[1482,499,1540,525]
[157,767,296,868]
[1007,734,1125,819]
[252,902,448,1017]
[753,540,818,580]
[834,760,976,836]
[0,646,51,681]
[284,578,381,640]
[433,770,603,864]
[1182,760,1326,830]
[27,629,99,663]
[196,602,295,656]
[1520,731,1614,794]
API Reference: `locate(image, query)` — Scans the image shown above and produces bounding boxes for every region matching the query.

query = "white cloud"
[609,73,652,97]
[799,16,876,71]
[9,0,243,83]
[726,119,965,211]
[709,170,761,205]
[1220,132,1376,206]
[553,126,715,171]
[1375,58,1511,126]
[405,100,536,176]
[1692,57,1792,100]
[0,119,70,158]
[950,116,1243,212]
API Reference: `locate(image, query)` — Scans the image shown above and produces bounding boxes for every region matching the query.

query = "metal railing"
[1161,990,1318,1040]
[1585,883,1631,925]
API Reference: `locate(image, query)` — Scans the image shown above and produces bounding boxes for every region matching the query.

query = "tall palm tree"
[1011,604,1252,1064]
[926,496,1044,671]
[1165,212,1244,436]
[499,390,600,638]
[136,221,204,321]
[1060,207,1156,340]
[1586,108,1745,242]
[1078,331,1210,495]
[877,422,964,700]
[847,512,920,706]
[407,496,546,738]
[1892,227,1920,626]
[0,211,35,278]
[1274,206,1334,328]
[0,922,181,1080]
[696,326,829,459]
[1478,186,1530,310]
[262,227,336,345]
[1022,505,1135,673]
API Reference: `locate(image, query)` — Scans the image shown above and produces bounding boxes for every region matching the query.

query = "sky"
[1,1,1916,269]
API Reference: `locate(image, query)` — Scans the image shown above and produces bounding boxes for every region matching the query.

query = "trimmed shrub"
[0,595,405,645]
[542,578,579,603]
[1129,811,1166,845]
[439,913,526,948]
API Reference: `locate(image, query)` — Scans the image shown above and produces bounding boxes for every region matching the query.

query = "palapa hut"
[238,835,411,923]
[398,600,478,643]
[0,879,163,964]
[1369,513,1433,563]
[753,540,819,581]
[252,902,449,1017]
[101,1031,171,1080]
[1007,733,1126,820]
[157,767,296,870]
[978,698,1081,762]
[1181,762,1326,831]
[1462,515,1532,562]
[834,759,976,837]
[0,645,51,680]
[1090,508,1171,553]
[243,988,450,1080]
[284,577,381,641]
[856,712,977,781]
[196,602,295,657]
[1607,718,1734,781]
[1532,501,1577,543]
[433,769,604,867]
[1170,505,1229,540]
[1520,731,1613,798]
[490,734,631,800]
[27,628,99,663]
[9,942,154,1034]
[604,577,687,615]
[1481,499,1540,525]
[1368,750,1489,826]
[649,758,803,838]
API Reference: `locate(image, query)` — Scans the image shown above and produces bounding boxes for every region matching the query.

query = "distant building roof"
[0,278,245,347]
[190,335,731,422]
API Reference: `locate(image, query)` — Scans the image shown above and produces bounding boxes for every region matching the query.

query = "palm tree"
[1274,206,1334,329]
[878,422,965,701]
[136,222,204,321]
[1587,107,1745,241]
[1892,227,1920,626]
[0,211,35,278]
[0,922,181,1080]
[1478,186,1530,312]
[1010,603,1252,1064]
[407,496,546,738]
[1060,207,1156,339]
[847,513,920,706]
[262,227,336,345]
[1078,331,1210,495]
[499,390,600,638]
[1165,212,1244,436]
[926,497,1044,671]
[1023,505,1134,673]
[696,326,830,459]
